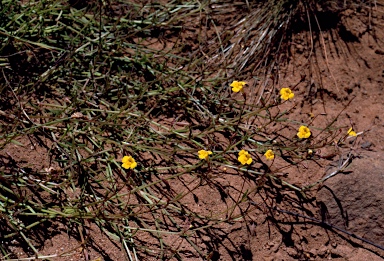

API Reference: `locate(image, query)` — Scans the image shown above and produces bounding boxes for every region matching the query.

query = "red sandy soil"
[2,2,384,261]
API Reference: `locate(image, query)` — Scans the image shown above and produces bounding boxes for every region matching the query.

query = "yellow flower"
[297,125,311,139]
[122,156,137,169]
[264,150,275,160]
[198,150,212,160]
[347,127,357,137]
[230,81,246,93]
[238,150,252,165]
[280,88,294,100]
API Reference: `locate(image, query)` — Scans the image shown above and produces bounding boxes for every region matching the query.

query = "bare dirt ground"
[1,2,384,261]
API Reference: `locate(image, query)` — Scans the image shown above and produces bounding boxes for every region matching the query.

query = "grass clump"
[0,0,361,260]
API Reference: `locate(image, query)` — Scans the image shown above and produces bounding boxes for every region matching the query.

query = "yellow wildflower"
[280,88,294,100]
[264,150,275,160]
[230,81,246,93]
[297,125,311,139]
[198,150,212,160]
[122,156,137,169]
[238,150,252,165]
[347,127,357,137]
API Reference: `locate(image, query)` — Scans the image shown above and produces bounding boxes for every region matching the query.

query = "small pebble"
[286,247,298,257]
[361,141,372,149]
